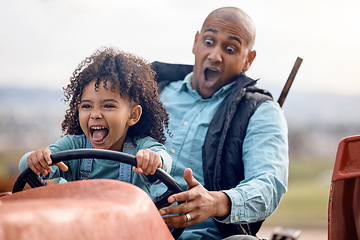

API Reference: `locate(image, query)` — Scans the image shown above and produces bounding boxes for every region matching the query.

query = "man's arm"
[219,100,288,223]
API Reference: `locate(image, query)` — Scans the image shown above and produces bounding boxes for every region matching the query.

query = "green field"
[263,157,334,228]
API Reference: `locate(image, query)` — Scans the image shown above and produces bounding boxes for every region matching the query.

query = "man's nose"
[208,45,222,63]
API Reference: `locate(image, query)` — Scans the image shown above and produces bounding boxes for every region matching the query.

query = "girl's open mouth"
[90,126,109,144]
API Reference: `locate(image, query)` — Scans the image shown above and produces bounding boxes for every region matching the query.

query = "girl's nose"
[90,109,103,119]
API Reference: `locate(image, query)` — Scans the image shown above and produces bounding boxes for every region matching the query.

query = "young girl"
[19,47,171,195]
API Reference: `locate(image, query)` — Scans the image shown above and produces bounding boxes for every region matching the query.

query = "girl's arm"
[133,136,172,185]
[135,136,172,174]
[18,135,85,179]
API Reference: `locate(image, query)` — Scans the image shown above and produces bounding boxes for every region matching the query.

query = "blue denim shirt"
[150,73,288,240]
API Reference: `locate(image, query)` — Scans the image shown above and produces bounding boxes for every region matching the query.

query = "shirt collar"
[180,72,236,100]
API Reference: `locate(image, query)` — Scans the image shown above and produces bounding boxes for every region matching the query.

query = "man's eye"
[226,45,236,53]
[205,38,214,46]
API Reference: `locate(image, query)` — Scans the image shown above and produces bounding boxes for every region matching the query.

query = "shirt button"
[199,100,203,103]
[170,149,176,154]
[234,216,239,221]
[183,121,189,126]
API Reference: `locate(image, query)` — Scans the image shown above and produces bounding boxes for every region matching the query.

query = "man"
[151,6,288,240]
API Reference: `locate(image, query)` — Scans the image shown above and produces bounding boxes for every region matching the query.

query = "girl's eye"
[205,38,214,46]
[104,104,115,109]
[226,45,236,53]
[80,104,91,109]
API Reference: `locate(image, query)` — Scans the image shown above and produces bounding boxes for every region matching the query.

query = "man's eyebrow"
[229,36,242,45]
[204,28,242,45]
[204,28,217,34]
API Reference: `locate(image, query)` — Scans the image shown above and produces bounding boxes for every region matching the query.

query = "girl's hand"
[26,148,68,176]
[133,149,162,175]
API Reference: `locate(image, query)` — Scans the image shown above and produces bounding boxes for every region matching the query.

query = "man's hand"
[158,168,231,228]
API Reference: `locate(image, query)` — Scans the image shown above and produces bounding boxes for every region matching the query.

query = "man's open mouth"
[204,67,220,82]
[90,126,109,144]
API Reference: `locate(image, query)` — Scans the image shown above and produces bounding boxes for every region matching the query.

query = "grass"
[263,157,334,228]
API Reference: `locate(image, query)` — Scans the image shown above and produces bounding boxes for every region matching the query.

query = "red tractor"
[0,149,184,240]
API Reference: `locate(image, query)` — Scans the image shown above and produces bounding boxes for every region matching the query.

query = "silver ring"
[185,213,191,222]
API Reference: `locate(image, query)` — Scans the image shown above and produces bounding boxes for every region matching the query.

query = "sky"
[1,0,360,96]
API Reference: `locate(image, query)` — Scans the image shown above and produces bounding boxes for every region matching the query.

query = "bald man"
[151,7,288,240]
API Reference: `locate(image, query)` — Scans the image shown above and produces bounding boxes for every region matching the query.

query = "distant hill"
[283,91,360,125]
[0,87,359,159]
[281,91,360,158]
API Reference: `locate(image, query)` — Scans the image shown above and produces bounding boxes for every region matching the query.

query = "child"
[19,47,172,195]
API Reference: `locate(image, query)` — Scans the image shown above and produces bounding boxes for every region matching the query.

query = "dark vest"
[152,62,273,237]
[203,77,272,237]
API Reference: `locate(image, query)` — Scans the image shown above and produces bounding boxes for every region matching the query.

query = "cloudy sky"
[1,0,360,97]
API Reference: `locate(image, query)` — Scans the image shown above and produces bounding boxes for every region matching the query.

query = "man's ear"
[128,105,142,126]
[242,50,256,72]
[192,31,200,54]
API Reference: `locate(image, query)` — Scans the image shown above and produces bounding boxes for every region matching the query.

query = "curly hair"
[61,47,169,145]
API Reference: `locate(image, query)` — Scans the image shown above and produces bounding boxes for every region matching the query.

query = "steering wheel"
[12,149,184,239]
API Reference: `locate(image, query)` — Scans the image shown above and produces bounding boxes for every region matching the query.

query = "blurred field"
[259,156,334,239]
[266,157,333,226]
[0,150,24,192]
